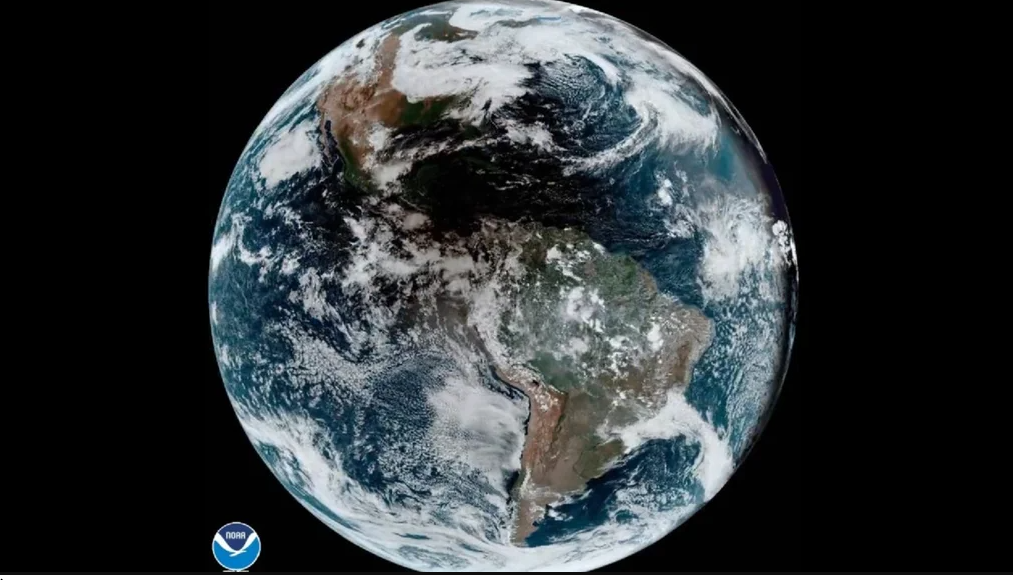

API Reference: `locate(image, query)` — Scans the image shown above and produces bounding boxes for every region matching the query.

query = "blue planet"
[209,0,797,571]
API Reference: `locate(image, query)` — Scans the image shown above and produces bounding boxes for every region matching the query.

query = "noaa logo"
[212,522,261,572]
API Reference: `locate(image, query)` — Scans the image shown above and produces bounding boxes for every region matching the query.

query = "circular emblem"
[212,522,261,571]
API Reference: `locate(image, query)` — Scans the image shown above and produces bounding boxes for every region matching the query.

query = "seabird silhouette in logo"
[212,522,261,571]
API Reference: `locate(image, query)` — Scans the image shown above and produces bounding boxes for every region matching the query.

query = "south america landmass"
[492,228,715,545]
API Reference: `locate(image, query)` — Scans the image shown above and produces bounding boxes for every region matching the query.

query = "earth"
[209,0,798,572]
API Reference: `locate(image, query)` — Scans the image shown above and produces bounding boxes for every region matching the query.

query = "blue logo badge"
[212,522,261,572]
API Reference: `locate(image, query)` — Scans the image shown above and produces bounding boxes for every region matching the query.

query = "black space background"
[3,2,1007,576]
[200,2,801,573]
